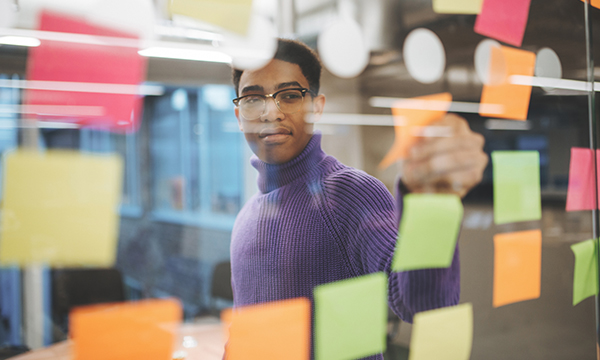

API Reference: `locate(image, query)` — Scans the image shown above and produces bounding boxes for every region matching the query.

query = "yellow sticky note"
[433,0,482,14]
[0,150,123,267]
[170,0,253,36]
[409,303,473,360]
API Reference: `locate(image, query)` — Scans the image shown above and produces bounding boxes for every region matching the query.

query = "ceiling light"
[0,36,41,47]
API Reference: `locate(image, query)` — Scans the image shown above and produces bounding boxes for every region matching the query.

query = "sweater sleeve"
[322,169,460,323]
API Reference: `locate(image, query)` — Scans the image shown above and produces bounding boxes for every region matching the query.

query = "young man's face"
[235,59,325,165]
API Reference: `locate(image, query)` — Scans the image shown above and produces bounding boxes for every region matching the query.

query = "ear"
[310,94,326,122]
[235,107,244,132]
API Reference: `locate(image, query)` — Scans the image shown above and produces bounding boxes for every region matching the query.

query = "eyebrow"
[276,81,303,90]
[240,85,264,95]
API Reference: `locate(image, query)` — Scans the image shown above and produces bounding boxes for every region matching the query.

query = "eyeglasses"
[232,88,316,120]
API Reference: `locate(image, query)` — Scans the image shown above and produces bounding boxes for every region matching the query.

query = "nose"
[259,96,284,122]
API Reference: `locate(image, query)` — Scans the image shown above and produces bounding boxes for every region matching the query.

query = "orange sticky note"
[379,92,452,169]
[493,229,542,307]
[70,298,182,360]
[479,46,536,121]
[581,0,600,10]
[222,298,310,360]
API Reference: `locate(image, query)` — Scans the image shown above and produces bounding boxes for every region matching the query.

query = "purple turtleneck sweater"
[230,133,460,359]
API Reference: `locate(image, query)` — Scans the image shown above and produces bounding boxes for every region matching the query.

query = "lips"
[258,127,292,138]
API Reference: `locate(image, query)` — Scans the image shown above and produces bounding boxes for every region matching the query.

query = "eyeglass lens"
[240,89,305,119]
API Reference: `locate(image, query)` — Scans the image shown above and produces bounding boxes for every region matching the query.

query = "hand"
[401,113,488,198]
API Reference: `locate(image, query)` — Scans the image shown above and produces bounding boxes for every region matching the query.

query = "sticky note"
[379,92,452,169]
[392,194,463,272]
[25,10,147,133]
[571,239,599,306]
[492,151,541,224]
[479,46,536,120]
[70,298,182,360]
[493,229,542,307]
[566,148,597,211]
[581,0,600,10]
[474,0,532,47]
[314,273,387,360]
[222,298,310,360]
[408,303,473,360]
[0,151,123,267]
[170,0,253,35]
[433,0,482,14]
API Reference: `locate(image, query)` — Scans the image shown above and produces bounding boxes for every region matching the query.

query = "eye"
[279,91,302,102]
[242,95,263,105]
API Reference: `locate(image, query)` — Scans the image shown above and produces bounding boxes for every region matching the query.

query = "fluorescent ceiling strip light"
[0,119,80,129]
[485,119,532,131]
[316,113,395,126]
[509,75,598,92]
[0,36,41,47]
[369,97,504,115]
[0,79,164,96]
[0,105,105,116]
[138,46,232,63]
[154,25,224,42]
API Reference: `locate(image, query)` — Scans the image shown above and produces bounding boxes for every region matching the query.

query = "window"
[150,85,243,229]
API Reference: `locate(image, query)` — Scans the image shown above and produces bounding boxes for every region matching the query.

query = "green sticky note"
[392,194,463,272]
[492,151,541,224]
[433,0,483,14]
[314,272,388,360]
[571,239,599,306]
[409,303,473,360]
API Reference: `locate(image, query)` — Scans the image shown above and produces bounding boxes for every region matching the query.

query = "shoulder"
[321,164,395,210]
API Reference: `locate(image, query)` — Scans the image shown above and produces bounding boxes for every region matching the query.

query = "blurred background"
[0,0,599,359]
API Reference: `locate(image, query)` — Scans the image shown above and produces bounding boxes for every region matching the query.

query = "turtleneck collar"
[251,132,326,193]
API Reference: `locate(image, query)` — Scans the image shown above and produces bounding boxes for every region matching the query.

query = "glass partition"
[0,0,599,359]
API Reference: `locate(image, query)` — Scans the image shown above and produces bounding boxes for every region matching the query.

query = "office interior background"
[1,0,600,359]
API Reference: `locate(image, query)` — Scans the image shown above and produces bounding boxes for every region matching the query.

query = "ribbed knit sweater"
[230,133,460,359]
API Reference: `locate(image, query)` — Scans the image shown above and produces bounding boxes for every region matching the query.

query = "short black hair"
[232,38,322,97]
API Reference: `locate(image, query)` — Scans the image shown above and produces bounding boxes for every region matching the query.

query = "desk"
[8,322,226,360]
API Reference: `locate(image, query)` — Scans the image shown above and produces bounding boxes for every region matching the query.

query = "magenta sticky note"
[474,0,532,47]
[566,148,596,212]
[24,10,147,133]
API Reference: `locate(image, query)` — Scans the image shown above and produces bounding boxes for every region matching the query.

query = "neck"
[251,132,325,193]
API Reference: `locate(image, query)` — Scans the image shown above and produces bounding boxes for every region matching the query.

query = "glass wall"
[0,0,599,359]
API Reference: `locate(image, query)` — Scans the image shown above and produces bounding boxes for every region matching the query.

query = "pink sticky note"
[474,0,532,47]
[566,148,596,212]
[24,10,147,133]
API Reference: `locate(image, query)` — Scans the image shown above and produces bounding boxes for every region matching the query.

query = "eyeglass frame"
[232,87,317,119]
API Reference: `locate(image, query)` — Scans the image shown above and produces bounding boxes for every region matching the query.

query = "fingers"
[401,113,489,198]
[405,149,489,184]
[409,132,485,162]
[404,166,487,198]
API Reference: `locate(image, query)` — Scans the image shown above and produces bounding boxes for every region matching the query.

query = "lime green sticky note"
[0,150,123,267]
[409,303,473,360]
[433,0,482,14]
[492,151,541,225]
[392,194,463,272]
[314,272,388,360]
[169,0,253,35]
[571,239,599,306]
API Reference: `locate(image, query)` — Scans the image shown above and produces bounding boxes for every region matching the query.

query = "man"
[229,39,487,358]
